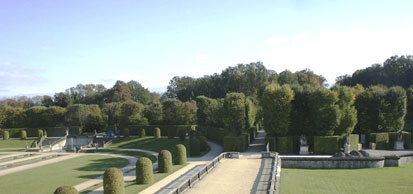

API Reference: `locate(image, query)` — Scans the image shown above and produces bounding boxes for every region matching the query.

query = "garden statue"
[344,135,350,154]
[299,135,309,155]
[394,132,404,150]
[65,128,69,136]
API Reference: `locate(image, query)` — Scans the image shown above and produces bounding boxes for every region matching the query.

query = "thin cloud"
[0,62,47,87]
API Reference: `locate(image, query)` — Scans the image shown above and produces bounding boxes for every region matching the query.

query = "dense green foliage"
[262,84,294,136]
[158,150,172,173]
[333,86,358,136]
[103,168,124,194]
[54,186,78,194]
[37,129,44,138]
[355,86,407,133]
[368,133,389,150]
[136,157,153,184]
[189,138,201,156]
[173,144,187,165]
[407,86,413,120]
[195,96,224,127]
[223,136,246,152]
[337,55,413,88]
[199,136,208,151]
[265,136,293,154]
[121,128,130,137]
[139,128,145,138]
[162,99,197,125]
[223,93,246,136]
[119,101,148,128]
[313,136,340,154]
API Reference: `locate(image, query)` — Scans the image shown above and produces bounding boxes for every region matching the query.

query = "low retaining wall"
[384,154,413,167]
[281,157,385,169]
[265,153,281,194]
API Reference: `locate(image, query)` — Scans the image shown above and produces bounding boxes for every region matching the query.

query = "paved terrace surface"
[186,131,267,194]
[363,149,413,157]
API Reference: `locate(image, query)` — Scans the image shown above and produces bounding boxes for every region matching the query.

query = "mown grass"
[108,137,209,157]
[96,149,157,162]
[281,162,413,194]
[0,155,128,194]
[0,139,36,149]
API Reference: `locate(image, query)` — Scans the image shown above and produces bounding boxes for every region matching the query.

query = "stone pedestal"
[369,142,376,150]
[357,143,362,151]
[394,141,404,150]
[299,145,309,155]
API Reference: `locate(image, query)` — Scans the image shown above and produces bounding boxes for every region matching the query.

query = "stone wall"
[280,157,385,169]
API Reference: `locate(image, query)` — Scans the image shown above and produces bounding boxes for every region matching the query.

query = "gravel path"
[186,131,266,194]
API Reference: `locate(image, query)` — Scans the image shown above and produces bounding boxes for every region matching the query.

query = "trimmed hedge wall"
[314,136,340,155]
[223,136,246,152]
[388,131,411,149]
[0,126,80,138]
[368,133,389,150]
[265,136,294,154]
[241,133,250,149]
[189,138,200,156]
[127,125,195,137]
[197,126,231,145]
[348,134,359,152]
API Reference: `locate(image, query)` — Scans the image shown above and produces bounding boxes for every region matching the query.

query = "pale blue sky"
[1,0,413,97]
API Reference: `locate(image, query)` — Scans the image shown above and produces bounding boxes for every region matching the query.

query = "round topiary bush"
[139,128,146,138]
[199,136,209,151]
[174,144,187,165]
[54,185,78,194]
[158,150,172,173]
[103,168,124,194]
[136,157,153,184]
[38,129,44,138]
[121,128,130,138]
[21,130,27,140]
[3,131,9,140]
[190,138,201,156]
[154,128,161,139]
[178,129,186,141]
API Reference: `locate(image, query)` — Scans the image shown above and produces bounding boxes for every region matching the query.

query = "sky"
[1,0,413,97]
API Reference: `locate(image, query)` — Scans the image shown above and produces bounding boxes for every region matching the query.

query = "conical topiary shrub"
[54,185,78,194]
[158,150,172,173]
[139,128,146,138]
[103,168,124,194]
[121,128,130,137]
[154,128,161,139]
[3,131,9,140]
[21,130,27,140]
[136,157,153,184]
[38,129,44,138]
[174,144,187,165]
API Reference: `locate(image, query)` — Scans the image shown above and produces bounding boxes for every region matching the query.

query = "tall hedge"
[158,150,172,173]
[139,128,145,138]
[262,84,294,136]
[333,86,357,136]
[103,168,124,194]
[307,87,340,136]
[136,157,153,184]
[245,97,257,129]
[356,86,407,133]
[174,144,187,165]
[195,96,224,127]
[54,185,78,194]
[189,138,200,156]
[223,93,246,136]
[406,86,413,120]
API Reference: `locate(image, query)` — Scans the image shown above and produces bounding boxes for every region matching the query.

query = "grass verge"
[0,155,128,194]
[281,162,413,194]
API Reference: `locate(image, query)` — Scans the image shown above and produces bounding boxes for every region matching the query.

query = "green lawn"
[281,163,413,194]
[0,155,128,194]
[97,149,157,162]
[0,139,36,149]
[109,137,205,156]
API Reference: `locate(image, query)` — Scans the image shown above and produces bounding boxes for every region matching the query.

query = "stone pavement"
[186,130,267,194]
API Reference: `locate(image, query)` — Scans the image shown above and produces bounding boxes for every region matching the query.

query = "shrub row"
[0,126,82,138]
[126,125,195,137]
[197,126,231,145]
[223,135,250,152]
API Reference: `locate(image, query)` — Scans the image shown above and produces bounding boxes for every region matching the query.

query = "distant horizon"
[2,0,413,97]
